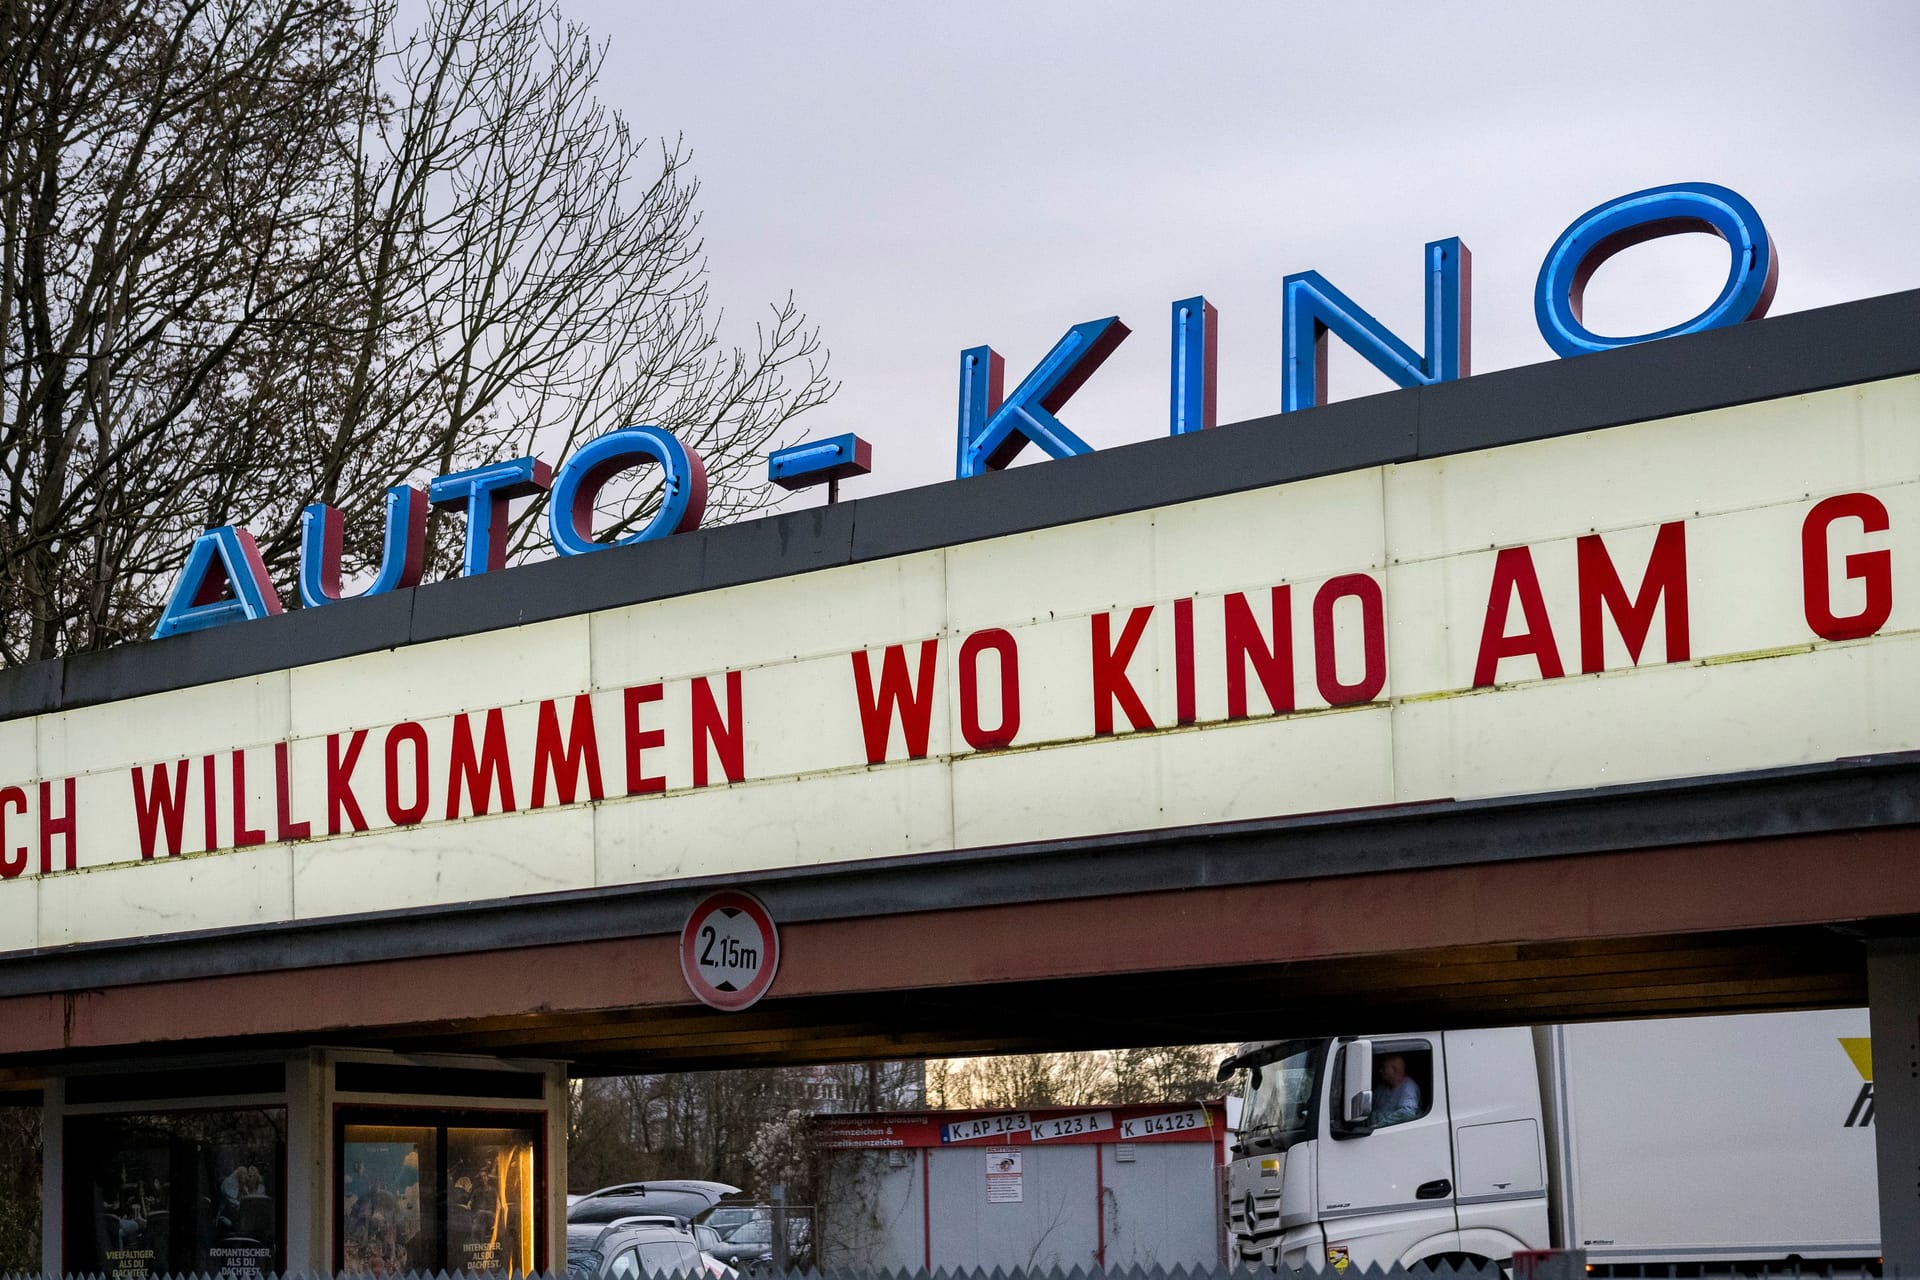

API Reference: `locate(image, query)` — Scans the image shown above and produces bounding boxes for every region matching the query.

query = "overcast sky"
[568,1,1920,500]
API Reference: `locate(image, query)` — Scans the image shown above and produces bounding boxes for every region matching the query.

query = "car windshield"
[726,1221,771,1246]
[565,1250,602,1280]
[1239,1039,1324,1153]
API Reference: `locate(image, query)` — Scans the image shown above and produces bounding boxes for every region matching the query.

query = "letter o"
[549,426,708,557]
[384,721,431,826]
[1535,182,1777,358]
[958,628,1021,750]
[1313,574,1387,706]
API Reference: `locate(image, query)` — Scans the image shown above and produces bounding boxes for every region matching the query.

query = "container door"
[1314,1038,1457,1267]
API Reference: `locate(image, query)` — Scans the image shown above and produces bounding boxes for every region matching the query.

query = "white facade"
[0,375,1916,952]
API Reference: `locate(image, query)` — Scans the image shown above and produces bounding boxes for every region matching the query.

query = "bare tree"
[568,1063,922,1194]
[310,0,831,564]
[0,1106,38,1269]
[0,0,831,664]
[928,1045,1232,1109]
[0,0,370,660]
[1107,1043,1229,1104]
[927,1050,1113,1109]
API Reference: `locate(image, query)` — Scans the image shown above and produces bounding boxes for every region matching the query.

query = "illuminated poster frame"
[332,1103,547,1276]
[63,1104,288,1279]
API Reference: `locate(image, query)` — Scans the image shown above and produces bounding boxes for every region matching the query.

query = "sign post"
[679,890,780,1011]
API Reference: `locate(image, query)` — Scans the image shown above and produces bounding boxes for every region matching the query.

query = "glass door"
[336,1108,543,1274]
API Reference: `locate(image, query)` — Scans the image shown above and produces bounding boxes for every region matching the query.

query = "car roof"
[569,1187,727,1225]
[579,1180,741,1201]
[566,1219,701,1255]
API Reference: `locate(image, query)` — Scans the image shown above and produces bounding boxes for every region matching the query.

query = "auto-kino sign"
[0,374,1914,953]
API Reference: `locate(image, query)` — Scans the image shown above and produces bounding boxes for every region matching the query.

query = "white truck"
[1221,1009,1879,1271]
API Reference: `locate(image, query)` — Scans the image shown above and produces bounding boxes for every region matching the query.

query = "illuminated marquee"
[3,371,1913,952]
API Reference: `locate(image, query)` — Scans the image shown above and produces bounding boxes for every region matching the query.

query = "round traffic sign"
[679,890,780,1011]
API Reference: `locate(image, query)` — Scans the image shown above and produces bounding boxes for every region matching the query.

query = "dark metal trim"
[0,752,1914,1000]
[3,289,1918,717]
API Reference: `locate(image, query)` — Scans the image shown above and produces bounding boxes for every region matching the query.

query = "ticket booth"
[43,1049,567,1276]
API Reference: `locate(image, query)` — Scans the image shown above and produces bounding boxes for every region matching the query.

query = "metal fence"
[3,1264,1906,1280]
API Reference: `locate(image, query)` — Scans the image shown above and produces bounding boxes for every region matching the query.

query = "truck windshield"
[1238,1039,1324,1153]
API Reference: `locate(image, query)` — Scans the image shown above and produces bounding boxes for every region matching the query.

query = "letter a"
[153,527,284,639]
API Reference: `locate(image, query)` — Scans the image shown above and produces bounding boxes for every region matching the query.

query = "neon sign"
[154,180,1779,640]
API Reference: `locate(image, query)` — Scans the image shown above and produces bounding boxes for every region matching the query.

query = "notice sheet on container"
[985,1150,1023,1203]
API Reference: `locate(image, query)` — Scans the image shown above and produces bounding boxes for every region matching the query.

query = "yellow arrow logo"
[1839,1037,1872,1081]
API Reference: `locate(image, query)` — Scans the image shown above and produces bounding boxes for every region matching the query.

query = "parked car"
[694,1203,760,1239]
[691,1223,737,1277]
[566,1219,710,1280]
[569,1181,741,1226]
[705,1213,813,1272]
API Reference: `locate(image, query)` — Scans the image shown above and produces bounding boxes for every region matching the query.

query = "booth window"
[64,1107,286,1279]
[336,1107,543,1275]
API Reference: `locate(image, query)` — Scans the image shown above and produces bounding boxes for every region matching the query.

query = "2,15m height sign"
[0,374,1914,953]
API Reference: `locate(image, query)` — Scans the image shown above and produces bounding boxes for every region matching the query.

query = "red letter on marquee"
[692,672,745,787]
[274,741,311,842]
[1577,521,1689,673]
[1092,607,1155,735]
[1802,493,1892,641]
[384,721,431,826]
[1474,546,1565,688]
[852,641,940,763]
[958,628,1022,750]
[232,750,267,848]
[328,730,370,834]
[624,683,666,795]
[1225,587,1295,720]
[1313,574,1387,706]
[0,786,28,879]
[534,694,606,807]
[39,777,76,873]
[1173,598,1196,726]
[447,708,516,818]
[202,753,219,851]
[131,760,191,859]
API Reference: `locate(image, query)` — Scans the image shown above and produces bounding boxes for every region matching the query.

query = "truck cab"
[1223,1028,1549,1270]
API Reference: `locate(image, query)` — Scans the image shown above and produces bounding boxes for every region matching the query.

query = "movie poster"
[85,1127,169,1280]
[67,1109,286,1280]
[200,1126,279,1280]
[446,1128,535,1275]
[340,1126,434,1275]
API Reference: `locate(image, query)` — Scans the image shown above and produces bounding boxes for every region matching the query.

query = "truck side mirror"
[1343,1039,1374,1125]
[1216,1054,1238,1082]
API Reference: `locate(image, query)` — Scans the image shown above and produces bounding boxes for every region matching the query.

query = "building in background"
[812,1103,1228,1272]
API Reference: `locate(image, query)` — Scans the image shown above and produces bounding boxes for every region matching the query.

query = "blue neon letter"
[1282,238,1471,412]
[956,317,1130,479]
[298,485,428,607]
[1170,297,1217,435]
[549,427,707,557]
[1535,182,1777,358]
[152,527,284,639]
[768,434,872,491]
[429,457,553,577]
